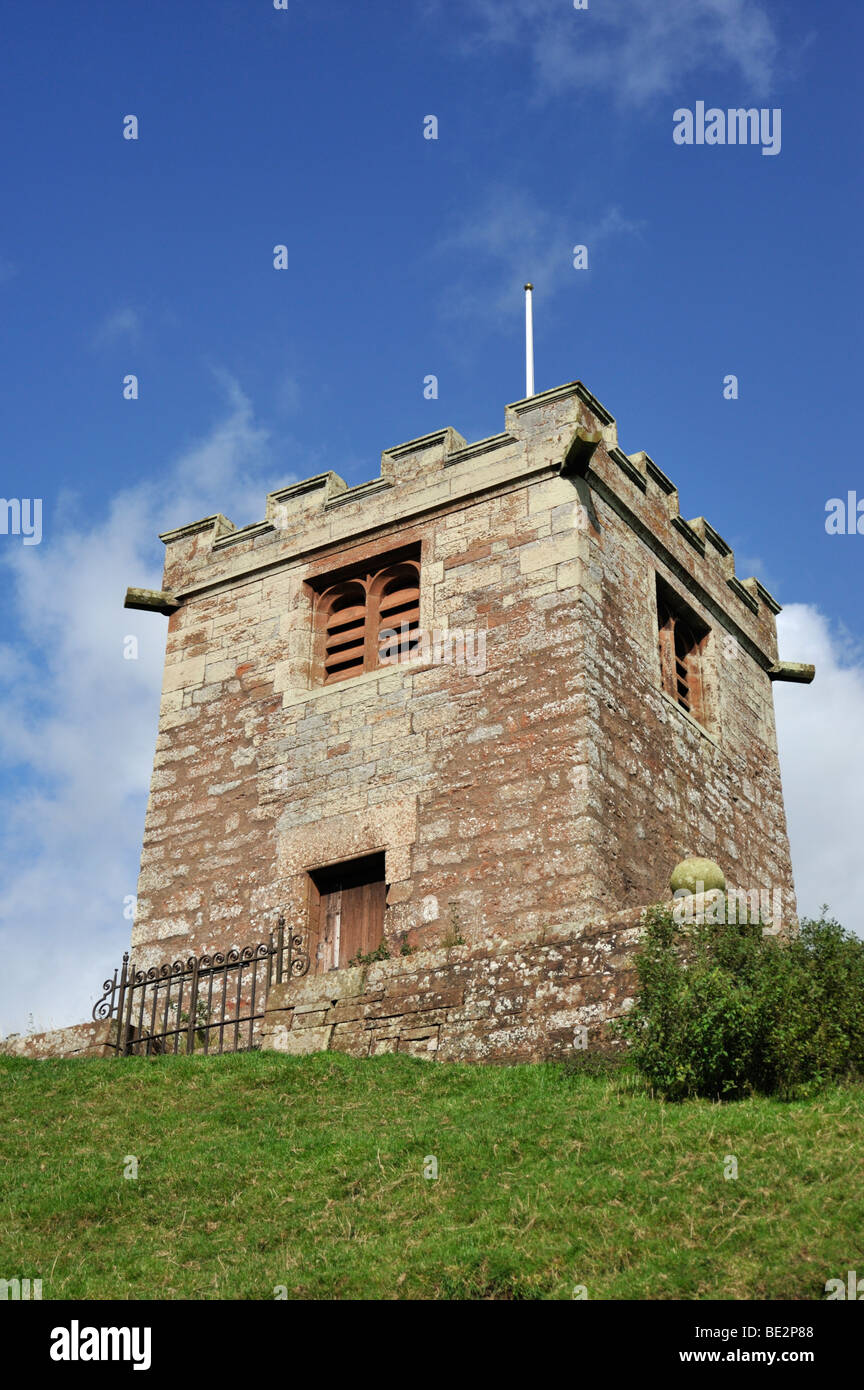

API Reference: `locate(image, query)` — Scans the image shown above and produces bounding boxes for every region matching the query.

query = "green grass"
[1,1051,861,1300]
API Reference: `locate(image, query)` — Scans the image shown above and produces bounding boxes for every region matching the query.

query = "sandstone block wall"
[260,908,643,1063]
[0,1019,121,1060]
[576,437,796,924]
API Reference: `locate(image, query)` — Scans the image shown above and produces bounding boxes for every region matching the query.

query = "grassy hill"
[1,1050,861,1300]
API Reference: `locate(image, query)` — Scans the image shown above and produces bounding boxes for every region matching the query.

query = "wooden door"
[338,872,387,965]
[308,854,386,972]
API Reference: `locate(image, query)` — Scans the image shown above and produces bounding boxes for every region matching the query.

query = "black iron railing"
[93,916,310,1056]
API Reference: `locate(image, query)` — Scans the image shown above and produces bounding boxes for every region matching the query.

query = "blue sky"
[1,0,862,1033]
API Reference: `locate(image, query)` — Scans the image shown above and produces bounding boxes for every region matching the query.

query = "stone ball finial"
[669,858,726,895]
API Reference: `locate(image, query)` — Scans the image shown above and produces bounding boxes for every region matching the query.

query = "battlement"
[145,380,783,662]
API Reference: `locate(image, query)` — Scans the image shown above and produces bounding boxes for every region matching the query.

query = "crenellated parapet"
[127,379,802,673]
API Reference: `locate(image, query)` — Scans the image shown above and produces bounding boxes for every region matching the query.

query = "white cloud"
[92,306,141,349]
[775,604,864,936]
[432,0,780,106]
[0,375,296,1037]
[275,371,301,416]
[437,188,643,321]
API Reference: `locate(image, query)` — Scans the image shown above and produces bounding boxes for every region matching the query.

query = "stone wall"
[0,1019,121,1060]
[260,907,643,1063]
[578,448,797,926]
[129,379,802,984]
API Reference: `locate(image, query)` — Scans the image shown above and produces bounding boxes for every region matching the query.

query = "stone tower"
[125,380,811,1057]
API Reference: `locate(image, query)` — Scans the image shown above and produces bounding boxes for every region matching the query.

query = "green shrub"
[615,906,864,1100]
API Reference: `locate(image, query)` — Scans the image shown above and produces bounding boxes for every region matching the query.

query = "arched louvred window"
[315,553,422,685]
[373,562,421,666]
[657,579,708,725]
[672,614,700,713]
[322,581,367,684]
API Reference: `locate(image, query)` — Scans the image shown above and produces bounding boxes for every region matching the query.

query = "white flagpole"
[524,283,535,397]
